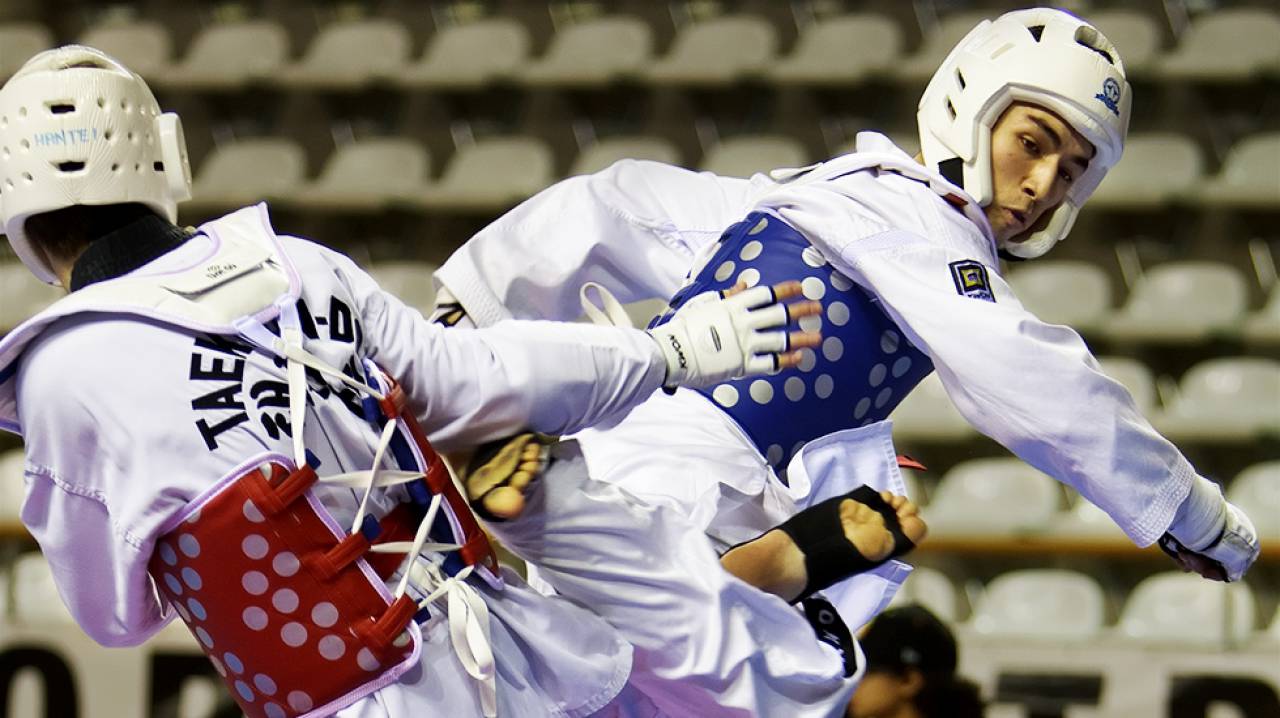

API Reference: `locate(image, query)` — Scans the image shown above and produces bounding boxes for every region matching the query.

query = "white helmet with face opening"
[917,8,1130,259]
[0,45,191,283]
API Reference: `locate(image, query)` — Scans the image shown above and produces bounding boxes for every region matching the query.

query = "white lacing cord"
[235,308,497,716]
[406,560,497,717]
[579,282,634,328]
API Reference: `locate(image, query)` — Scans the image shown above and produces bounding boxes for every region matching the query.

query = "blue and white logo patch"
[949,260,995,302]
[1095,77,1121,117]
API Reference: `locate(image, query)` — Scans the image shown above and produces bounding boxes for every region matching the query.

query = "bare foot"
[465,434,551,520]
[841,490,927,562]
[720,490,927,603]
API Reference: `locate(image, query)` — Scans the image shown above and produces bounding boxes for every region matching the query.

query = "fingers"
[724,281,803,310]
[775,348,813,369]
[769,280,804,301]
[787,300,823,320]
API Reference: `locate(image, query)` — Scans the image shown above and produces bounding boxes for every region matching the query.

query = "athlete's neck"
[66,213,192,291]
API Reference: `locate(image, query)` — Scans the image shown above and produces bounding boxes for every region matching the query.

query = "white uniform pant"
[491,440,859,717]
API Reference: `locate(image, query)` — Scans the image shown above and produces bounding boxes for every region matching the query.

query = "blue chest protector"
[650,212,934,476]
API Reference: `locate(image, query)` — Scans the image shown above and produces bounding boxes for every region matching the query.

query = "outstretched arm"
[435,159,759,327]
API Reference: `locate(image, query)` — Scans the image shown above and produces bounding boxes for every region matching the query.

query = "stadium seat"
[274,19,410,89]
[1117,572,1255,646]
[184,138,307,214]
[1096,356,1158,414]
[521,16,652,87]
[155,20,289,90]
[1157,9,1280,82]
[889,372,974,442]
[889,566,960,623]
[569,136,682,176]
[970,569,1106,641]
[366,261,438,316]
[410,136,554,212]
[0,262,63,331]
[1243,285,1280,344]
[285,138,430,212]
[11,552,76,625]
[1088,133,1203,209]
[645,15,777,85]
[1200,133,1280,210]
[893,11,992,83]
[0,22,53,80]
[1227,462,1280,539]
[768,14,903,85]
[699,134,807,178]
[0,449,26,523]
[399,18,530,89]
[78,20,172,80]
[1004,260,1113,333]
[1087,9,1163,77]
[1153,357,1280,441]
[1050,492,1128,540]
[1105,262,1248,343]
[926,458,1061,537]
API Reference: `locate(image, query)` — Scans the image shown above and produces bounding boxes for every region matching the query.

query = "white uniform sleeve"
[825,231,1194,546]
[323,247,669,451]
[436,159,758,327]
[15,324,178,647]
[18,467,170,646]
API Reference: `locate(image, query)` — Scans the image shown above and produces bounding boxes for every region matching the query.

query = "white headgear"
[917,9,1130,259]
[0,45,191,283]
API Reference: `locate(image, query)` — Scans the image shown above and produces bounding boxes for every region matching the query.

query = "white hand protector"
[648,282,814,390]
[1159,501,1260,583]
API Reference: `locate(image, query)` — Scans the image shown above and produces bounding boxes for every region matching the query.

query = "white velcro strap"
[579,282,634,328]
[1202,501,1261,582]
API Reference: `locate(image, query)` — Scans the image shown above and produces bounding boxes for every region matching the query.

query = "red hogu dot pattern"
[149,462,415,718]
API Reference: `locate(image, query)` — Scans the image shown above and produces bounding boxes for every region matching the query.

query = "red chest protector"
[148,374,500,718]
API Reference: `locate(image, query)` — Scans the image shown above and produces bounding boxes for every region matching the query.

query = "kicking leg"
[721,489,927,603]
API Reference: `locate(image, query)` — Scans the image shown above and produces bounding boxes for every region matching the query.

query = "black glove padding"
[777,485,917,603]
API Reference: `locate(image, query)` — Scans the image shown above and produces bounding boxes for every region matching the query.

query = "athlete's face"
[985,102,1094,244]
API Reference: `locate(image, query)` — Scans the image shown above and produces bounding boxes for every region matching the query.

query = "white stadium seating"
[698,134,808,178]
[645,15,777,85]
[1153,357,1280,441]
[970,569,1107,641]
[1118,572,1256,646]
[400,18,531,89]
[521,16,653,87]
[286,137,431,212]
[925,458,1061,537]
[768,13,902,85]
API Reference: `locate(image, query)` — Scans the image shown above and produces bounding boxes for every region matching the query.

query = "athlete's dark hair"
[861,604,986,717]
[23,202,156,263]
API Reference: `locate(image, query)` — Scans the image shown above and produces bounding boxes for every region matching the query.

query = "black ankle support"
[777,485,917,603]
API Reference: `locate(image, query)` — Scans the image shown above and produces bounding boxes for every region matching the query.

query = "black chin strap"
[937,157,965,189]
